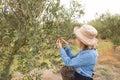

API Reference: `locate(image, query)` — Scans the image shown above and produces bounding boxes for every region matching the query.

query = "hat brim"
[74,27,98,46]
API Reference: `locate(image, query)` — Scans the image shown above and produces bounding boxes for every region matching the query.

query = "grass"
[95,40,120,80]
[98,68,110,76]
[97,40,120,67]
[97,39,113,51]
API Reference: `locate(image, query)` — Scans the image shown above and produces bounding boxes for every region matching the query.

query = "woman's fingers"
[61,39,69,44]
[56,38,69,48]
[56,39,62,48]
[56,39,59,44]
[58,40,62,47]
[56,39,60,47]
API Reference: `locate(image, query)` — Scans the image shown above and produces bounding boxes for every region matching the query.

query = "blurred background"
[0,0,120,80]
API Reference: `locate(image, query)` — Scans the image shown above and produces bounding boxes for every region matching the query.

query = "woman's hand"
[56,39,62,48]
[56,39,69,48]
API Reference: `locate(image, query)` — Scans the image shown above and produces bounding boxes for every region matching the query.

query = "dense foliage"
[0,0,84,79]
[89,13,120,46]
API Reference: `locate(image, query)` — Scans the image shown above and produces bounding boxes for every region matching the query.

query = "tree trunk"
[0,37,26,80]
[1,55,14,80]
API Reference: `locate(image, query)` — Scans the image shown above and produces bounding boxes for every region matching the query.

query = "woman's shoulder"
[79,49,98,56]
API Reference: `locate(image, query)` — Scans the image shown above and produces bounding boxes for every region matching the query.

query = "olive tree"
[0,0,84,79]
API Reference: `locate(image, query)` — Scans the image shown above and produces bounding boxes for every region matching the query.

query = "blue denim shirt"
[59,45,98,78]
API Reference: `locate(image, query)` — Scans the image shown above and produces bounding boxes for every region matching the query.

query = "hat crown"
[81,25,98,38]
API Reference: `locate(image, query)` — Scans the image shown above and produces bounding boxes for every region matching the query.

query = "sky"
[60,0,120,23]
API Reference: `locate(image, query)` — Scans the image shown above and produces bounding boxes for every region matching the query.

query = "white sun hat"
[74,25,98,48]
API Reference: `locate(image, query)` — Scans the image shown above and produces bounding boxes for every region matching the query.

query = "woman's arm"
[65,45,74,58]
[57,39,91,67]
[60,48,92,67]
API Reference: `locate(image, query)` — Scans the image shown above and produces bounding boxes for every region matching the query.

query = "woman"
[56,25,98,80]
